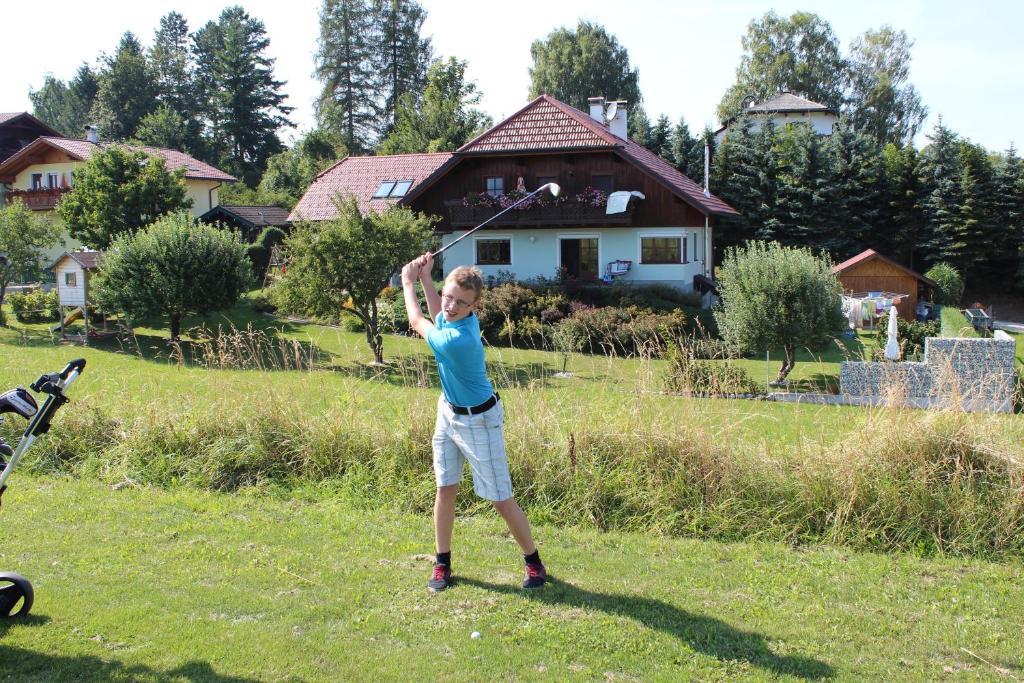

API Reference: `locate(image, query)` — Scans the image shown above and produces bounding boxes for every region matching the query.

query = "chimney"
[588,97,605,123]
[608,101,628,140]
[85,125,98,143]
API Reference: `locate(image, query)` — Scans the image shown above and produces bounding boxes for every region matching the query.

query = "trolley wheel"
[0,572,34,617]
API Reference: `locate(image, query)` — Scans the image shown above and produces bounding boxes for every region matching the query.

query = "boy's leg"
[491,498,535,555]
[434,484,459,554]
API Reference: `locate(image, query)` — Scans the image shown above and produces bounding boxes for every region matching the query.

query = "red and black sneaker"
[427,563,452,592]
[522,562,547,589]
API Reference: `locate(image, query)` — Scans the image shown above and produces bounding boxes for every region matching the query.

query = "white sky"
[3,0,1022,152]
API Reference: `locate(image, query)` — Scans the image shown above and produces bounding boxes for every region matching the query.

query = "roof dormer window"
[373,181,397,198]
[390,180,412,197]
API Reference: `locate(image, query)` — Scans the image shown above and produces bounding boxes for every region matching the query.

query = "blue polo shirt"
[425,312,494,407]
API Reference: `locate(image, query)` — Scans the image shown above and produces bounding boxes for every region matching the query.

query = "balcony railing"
[5,188,71,211]
[444,199,635,227]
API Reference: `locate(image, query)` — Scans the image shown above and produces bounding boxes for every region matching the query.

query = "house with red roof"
[291,94,739,293]
[714,92,839,146]
[0,128,236,262]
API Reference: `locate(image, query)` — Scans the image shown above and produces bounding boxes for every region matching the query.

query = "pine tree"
[881,143,925,268]
[918,120,964,268]
[991,145,1024,285]
[647,115,673,161]
[669,117,699,178]
[712,116,779,246]
[193,6,294,187]
[90,32,158,141]
[149,12,204,155]
[824,120,883,258]
[374,0,432,137]
[956,141,997,283]
[774,123,829,248]
[628,106,652,148]
[316,0,380,154]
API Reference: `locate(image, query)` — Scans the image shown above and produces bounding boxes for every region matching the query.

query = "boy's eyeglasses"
[441,293,475,308]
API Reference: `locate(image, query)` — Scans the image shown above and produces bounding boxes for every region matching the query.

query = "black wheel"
[0,572,34,617]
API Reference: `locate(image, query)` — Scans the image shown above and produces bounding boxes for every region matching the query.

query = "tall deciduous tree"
[377,57,491,154]
[316,0,380,154]
[56,146,190,249]
[29,64,99,138]
[0,200,64,317]
[193,6,294,187]
[845,27,927,146]
[528,21,642,112]
[717,11,847,123]
[93,213,251,340]
[274,199,435,363]
[374,0,432,137]
[90,32,158,141]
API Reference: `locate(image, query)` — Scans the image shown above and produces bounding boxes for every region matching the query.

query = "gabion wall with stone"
[840,334,1017,412]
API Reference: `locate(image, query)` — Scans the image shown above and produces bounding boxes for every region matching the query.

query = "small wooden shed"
[50,250,103,343]
[832,249,934,321]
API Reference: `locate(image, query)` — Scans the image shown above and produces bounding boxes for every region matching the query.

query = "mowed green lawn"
[2,476,1022,682]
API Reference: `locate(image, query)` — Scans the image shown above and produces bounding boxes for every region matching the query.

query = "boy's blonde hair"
[445,266,484,300]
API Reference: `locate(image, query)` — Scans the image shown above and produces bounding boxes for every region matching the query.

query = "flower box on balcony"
[444,198,634,227]
[5,187,71,211]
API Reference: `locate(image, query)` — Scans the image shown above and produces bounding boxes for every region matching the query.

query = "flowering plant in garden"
[497,189,539,211]
[574,186,607,207]
[462,191,496,208]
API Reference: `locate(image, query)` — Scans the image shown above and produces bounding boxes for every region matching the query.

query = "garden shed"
[832,249,934,321]
[50,250,103,343]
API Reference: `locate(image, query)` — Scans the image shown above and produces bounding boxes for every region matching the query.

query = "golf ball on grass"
[471,631,481,639]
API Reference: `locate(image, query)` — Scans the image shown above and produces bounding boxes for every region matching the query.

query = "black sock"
[436,551,451,566]
[524,550,541,566]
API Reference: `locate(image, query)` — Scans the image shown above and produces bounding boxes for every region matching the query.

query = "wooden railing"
[5,188,71,211]
[444,199,634,227]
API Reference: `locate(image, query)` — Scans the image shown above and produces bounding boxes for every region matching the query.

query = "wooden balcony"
[444,199,635,227]
[5,188,71,211]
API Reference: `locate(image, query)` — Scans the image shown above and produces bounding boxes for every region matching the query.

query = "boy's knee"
[436,484,459,501]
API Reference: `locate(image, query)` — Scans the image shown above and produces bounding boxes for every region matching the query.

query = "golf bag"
[0,358,86,618]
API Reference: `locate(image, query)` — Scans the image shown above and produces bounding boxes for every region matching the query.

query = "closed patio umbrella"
[884,305,901,360]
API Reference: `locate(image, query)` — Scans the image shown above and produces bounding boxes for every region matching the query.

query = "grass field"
[2,475,1023,681]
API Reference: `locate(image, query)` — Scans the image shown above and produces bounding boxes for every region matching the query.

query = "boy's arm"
[418,252,442,321]
[401,257,435,338]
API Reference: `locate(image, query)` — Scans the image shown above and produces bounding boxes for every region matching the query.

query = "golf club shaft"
[430,184,554,258]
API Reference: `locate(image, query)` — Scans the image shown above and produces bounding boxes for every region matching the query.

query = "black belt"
[449,393,499,415]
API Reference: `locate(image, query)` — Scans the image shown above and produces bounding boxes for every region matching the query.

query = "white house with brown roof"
[292,94,739,294]
[0,133,236,263]
[714,92,839,145]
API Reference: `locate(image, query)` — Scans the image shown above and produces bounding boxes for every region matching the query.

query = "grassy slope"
[1,476,1022,682]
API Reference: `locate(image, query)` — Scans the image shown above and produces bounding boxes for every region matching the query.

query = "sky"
[3,0,1022,152]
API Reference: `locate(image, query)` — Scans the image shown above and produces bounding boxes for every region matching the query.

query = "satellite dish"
[604,101,618,122]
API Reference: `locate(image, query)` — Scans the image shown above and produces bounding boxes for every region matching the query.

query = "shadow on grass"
[0,614,258,681]
[328,354,555,390]
[461,577,834,680]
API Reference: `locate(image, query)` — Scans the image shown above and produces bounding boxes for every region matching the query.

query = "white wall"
[440,225,709,291]
[715,111,838,145]
[55,261,86,307]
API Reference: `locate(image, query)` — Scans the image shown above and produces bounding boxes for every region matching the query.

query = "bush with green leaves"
[558,305,687,357]
[872,317,939,360]
[0,198,64,320]
[549,319,586,373]
[925,262,964,306]
[7,289,59,323]
[713,241,846,382]
[246,226,288,283]
[663,344,761,396]
[93,212,252,340]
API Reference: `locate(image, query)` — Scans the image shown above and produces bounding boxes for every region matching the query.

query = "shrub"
[558,305,686,357]
[7,289,59,323]
[925,262,964,306]
[873,318,939,360]
[663,344,761,396]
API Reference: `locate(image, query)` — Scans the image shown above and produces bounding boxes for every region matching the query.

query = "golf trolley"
[0,359,86,618]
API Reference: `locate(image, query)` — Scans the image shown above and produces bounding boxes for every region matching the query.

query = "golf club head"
[545,182,560,197]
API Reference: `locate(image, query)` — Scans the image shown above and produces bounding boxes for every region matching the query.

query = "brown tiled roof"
[618,138,739,217]
[458,95,621,153]
[0,136,236,182]
[289,153,453,221]
[212,204,292,227]
[832,248,936,286]
[51,250,103,270]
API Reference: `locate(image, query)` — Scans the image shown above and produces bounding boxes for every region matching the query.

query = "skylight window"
[373,181,397,198]
[390,180,413,197]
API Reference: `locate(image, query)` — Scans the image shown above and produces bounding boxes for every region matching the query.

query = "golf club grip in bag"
[0,359,86,507]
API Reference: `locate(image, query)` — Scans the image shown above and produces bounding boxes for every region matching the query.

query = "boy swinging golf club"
[401,253,546,592]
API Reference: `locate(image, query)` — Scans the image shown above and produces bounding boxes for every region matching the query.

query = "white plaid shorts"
[431,394,512,501]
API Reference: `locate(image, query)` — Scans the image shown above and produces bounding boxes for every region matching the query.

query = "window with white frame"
[640,236,686,264]
[65,272,77,287]
[485,177,503,197]
[47,172,60,188]
[475,237,511,265]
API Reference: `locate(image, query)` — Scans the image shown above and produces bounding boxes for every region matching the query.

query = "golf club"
[430,182,560,258]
